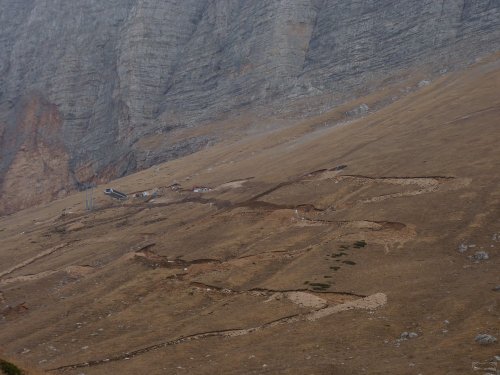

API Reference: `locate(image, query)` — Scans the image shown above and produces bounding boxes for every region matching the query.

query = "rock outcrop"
[1,0,499,214]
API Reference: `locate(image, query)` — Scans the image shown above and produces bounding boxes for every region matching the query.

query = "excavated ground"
[0,56,499,374]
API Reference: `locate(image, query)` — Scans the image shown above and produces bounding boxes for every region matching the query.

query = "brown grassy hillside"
[0,54,499,374]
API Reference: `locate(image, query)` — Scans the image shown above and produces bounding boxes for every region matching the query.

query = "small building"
[192,186,212,193]
[104,188,127,200]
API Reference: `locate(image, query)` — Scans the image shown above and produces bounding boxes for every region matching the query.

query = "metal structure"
[84,183,95,211]
[104,188,127,200]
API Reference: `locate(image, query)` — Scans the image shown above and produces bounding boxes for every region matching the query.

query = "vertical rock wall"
[0,0,499,214]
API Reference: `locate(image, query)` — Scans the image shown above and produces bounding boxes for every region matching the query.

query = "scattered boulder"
[492,285,500,292]
[346,103,369,117]
[475,334,497,345]
[472,251,489,261]
[400,331,418,340]
[418,80,431,88]
[458,243,468,253]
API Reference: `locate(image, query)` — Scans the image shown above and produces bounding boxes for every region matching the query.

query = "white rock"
[418,80,431,87]
[473,251,489,260]
[475,334,497,345]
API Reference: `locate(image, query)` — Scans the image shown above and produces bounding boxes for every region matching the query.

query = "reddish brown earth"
[0,55,499,374]
[0,95,72,215]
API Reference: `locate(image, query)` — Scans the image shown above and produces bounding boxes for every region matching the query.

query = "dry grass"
[0,54,499,374]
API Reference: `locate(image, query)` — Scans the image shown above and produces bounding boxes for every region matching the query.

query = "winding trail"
[0,243,69,279]
[5,170,452,372]
[47,293,386,372]
[189,281,367,298]
[248,169,457,202]
[0,265,94,286]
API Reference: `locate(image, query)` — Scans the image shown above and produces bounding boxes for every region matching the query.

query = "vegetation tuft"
[309,282,330,291]
[0,359,23,375]
[353,240,367,248]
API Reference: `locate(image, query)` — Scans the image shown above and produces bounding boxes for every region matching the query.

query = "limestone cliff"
[1,0,499,214]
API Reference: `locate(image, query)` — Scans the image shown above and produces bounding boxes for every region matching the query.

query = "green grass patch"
[0,359,23,375]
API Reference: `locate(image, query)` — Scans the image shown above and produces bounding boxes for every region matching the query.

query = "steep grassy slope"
[0,55,499,374]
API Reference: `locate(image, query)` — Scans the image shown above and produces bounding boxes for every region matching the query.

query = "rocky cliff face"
[1,0,499,214]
